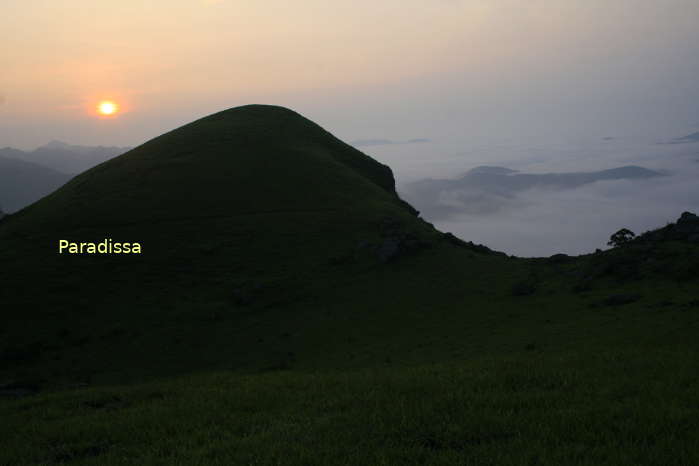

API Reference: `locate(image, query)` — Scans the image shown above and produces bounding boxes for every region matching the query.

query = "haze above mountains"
[1,130,698,256]
[0,141,130,174]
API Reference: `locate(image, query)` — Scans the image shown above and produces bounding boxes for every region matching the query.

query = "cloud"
[398,144,699,257]
[675,132,699,143]
[431,175,699,257]
[658,131,699,145]
[402,165,664,220]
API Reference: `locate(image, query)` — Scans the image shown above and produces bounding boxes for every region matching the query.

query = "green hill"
[0,104,491,385]
[2,105,699,465]
[2,105,417,234]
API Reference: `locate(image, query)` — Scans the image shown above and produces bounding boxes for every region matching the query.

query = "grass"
[1,105,699,464]
[5,238,698,388]
[3,348,699,465]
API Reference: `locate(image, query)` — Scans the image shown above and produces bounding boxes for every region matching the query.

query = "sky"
[2,0,699,255]
[3,0,699,149]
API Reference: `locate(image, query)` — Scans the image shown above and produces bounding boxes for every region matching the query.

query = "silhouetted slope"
[0,105,468,384]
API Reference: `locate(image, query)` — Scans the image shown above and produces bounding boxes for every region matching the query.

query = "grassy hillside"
[0,104,476,385]
[1,105,698,464]
[4,349,699,465]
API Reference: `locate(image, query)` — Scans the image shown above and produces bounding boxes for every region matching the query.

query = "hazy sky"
[3,0,699,151]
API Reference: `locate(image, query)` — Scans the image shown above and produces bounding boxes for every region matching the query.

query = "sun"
[97,100,119,116]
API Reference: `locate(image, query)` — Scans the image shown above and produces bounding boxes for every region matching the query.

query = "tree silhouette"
[607,228,635,248]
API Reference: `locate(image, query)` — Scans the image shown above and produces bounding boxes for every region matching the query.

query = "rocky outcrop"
[349,218,431,264]
[374,218,431,263]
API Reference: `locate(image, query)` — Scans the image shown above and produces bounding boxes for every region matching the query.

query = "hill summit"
[4,105,417,235]
[0,105,457,384]
[2,104,439,302]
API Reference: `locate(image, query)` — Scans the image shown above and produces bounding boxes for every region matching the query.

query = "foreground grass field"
[2,106,699,464]
[3,348,698,465]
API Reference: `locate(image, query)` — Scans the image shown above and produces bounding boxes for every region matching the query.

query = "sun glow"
[97,100,119,116]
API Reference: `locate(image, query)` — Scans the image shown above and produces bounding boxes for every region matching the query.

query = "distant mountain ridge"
[0,141,130,174]
[404,165,664,218]
[0,141,130,212]
[0,155,73,213]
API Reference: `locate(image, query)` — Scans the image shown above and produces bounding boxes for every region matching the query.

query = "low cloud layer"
[397,140,699,257]
[403,165,663,220]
